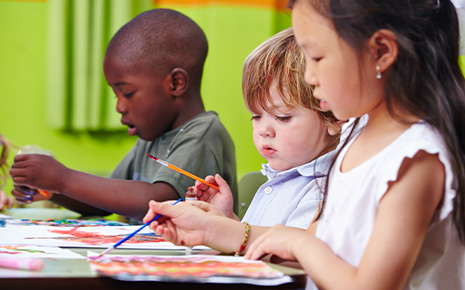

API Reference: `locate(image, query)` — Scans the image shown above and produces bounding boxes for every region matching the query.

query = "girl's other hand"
[245,224,306,261]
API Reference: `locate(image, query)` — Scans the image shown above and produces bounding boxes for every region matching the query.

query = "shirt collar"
[260,150,336,180]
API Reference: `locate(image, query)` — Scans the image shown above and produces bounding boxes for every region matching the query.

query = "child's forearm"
[292,233,358,289]
[50,194,112,217]
[59,169,179,220]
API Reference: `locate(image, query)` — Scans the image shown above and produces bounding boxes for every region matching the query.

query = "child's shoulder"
[182,111,231,139]
[395,120,446,154]
[185,111,219,126]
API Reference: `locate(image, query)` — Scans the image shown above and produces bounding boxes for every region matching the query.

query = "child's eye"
[312,57,322,62]
[276,116,291,122]
[251,115,261,121]
[123,92,135,98]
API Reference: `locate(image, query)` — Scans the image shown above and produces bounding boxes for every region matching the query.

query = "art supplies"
[0,257,44,271]
[5,218,128,227]
[96,198,182,258]
[146,153,220,190]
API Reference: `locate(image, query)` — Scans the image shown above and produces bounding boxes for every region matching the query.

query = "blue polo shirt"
[241,151,335,229]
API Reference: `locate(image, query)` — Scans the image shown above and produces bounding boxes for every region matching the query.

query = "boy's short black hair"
[106,9,208,85]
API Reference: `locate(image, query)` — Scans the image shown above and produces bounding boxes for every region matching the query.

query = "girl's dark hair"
[290,0,465,243]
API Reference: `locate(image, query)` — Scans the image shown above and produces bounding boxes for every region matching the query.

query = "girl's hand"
[143,200,212,247]
[245,224,307,261]
[195,174,235,219]
[0,190,14,210]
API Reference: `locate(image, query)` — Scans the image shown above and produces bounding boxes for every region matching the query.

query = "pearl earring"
[376,65,382,79]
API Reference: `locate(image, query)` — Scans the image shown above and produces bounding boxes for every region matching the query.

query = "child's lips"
[121,119,137,136]
[262,147,276,157]
[127,126,137,136]
[319,99,329,111]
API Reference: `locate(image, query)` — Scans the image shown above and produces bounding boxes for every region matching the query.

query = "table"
[0,210,307,289]
[0,248,306,289]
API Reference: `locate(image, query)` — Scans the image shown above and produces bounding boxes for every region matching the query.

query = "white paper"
[0,244,84,259]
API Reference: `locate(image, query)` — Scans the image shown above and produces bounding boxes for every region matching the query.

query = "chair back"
[237,171,267,219]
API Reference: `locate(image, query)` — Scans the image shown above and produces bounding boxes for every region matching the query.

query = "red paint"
[25,228,167,245]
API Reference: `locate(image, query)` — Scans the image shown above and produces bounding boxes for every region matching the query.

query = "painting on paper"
[87,253,292,286]
[0,225,201,250]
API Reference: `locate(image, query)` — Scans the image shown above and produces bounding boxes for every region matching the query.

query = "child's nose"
[115,96,127,114]
[305,64,318,86]
[258,120,275,138]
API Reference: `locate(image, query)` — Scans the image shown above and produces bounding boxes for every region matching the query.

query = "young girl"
[145,0,465,288]
[188,27,340,229]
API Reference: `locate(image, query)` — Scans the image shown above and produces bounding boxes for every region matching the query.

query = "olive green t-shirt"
[111,111,238,213]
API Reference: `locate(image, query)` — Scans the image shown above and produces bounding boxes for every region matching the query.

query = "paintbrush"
[95,198,182,259]
[146,153,220,190]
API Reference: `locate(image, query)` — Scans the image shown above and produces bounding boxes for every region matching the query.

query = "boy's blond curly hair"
[242,27,339,135]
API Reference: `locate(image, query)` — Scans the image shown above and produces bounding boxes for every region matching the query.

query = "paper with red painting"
[87,252,292,286]
[0,225,208,250]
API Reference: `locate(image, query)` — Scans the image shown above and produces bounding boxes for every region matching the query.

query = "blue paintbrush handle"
[112,198,182,249]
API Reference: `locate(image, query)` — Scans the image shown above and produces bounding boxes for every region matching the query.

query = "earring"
[376,65,382,79]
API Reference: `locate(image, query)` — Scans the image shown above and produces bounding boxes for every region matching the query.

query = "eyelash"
[276,116,291,122]
[250,115,291,122]
[312,57,322,62]
[113,92,135,99]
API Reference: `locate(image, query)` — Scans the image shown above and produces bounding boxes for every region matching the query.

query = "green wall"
[0,1,292,198]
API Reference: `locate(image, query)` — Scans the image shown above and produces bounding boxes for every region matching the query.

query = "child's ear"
[367,29,398,73]
[168,68,189,96]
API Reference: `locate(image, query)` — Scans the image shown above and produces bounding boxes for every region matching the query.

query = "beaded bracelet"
[235,222,250,256]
